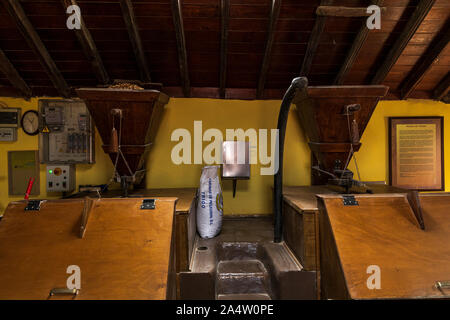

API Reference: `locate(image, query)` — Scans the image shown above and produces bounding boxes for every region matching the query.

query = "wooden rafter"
[433,72,450,101]
[219,0,230,99]
[3,0,71,98]
[399,20,450,99]
[120,0,151,82]
[0,48,31,98]
[334,0,383,85]
[300,0,333,77]
[171,0,190,97]
[61,0,109,84]
[371,0,436,85]
[257,0,281,99]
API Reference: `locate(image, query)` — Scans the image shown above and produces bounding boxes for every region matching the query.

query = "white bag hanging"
[197,165,223,239]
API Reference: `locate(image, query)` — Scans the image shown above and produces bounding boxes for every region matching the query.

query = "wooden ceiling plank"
[0,49,31,98]
[61,0,110,84]
[120,0,151,82]
[171,0,190,97]
[219,0,230,99]
[300,0,333,77]
[257,0,281,99]
[334,0,384,85]
[3,0,71,97]
[433,71,450,101]
[316,6,386,17]
[371,0,436,85]
[399,19,450,99]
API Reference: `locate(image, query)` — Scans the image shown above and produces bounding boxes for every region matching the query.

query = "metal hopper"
[76,88,169,194]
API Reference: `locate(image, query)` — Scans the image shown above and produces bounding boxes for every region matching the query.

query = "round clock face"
[21,110,39,135]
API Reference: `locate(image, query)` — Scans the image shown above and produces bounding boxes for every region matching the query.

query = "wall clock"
[21,110,39,136]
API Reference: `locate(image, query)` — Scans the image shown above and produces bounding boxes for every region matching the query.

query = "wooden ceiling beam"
[300,0,333,77]
[0,49,31,98]
[433,72,450,101]
[257,0,281,99]
[62,0,110,84]
[371,0,436,85]
[399,20,449,99]
[219,0,230,99]
[3,0,71,98]
[171,0,190,97]
[334,0,383,85]
[120,0,151,82]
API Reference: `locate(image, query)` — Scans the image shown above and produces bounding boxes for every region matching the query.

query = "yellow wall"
[0,97,449,216]
[0,97,114,215]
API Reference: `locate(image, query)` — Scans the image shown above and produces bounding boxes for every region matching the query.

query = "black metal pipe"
[274,77,308,243]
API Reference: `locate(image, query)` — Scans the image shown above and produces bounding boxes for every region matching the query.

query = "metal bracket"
[342,195,358,206]
[25,200,44,211]
[140,199,156,210]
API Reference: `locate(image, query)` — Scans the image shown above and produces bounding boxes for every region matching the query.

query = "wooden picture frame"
[389,117,444,191]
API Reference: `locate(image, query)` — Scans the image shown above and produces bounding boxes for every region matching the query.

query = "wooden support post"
[433,72,450,101]
[4,0,71,97]
[334,1,384,85]
[399,20,450,99]
[371,0,436,85]
[300,0,333,77]
[171,0,190,97]
[257,0,281,99]
[62,0,110,84]
[219,0,230,99]
[0,49,31,98]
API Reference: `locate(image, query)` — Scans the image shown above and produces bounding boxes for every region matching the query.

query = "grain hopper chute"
[76,88,169,195]
[293,84,389,188]
[274,77,389,242]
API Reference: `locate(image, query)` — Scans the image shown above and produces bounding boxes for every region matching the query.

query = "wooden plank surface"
[0,197,176,300]
[77,188,197,214]
[282,184,405,212]
[318,193,450,299]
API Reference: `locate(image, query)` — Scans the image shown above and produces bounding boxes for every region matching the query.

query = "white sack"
[197,165,223,239]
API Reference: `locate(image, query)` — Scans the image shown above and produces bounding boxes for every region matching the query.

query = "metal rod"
[274,77,308,243]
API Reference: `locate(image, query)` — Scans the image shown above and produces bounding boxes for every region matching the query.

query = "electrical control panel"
[0,107,20,142]
[0,107,20,127]
[46,164,76,192]
[0,127,17,142]
[39,99,95,164]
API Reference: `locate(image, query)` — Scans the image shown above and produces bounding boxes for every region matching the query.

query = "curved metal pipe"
[274,77,308,243]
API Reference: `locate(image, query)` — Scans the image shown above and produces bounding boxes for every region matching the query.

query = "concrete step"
[216,260,271,296]
[217,293,271,300]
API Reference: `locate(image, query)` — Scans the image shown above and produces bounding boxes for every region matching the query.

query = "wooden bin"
[0,197,177,300]
[317,192,450,299]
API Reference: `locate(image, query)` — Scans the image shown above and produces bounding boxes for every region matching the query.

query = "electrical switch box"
[0,107,20,142]
[0,127,17,142]
[46,164,76,193]
[39,99,95,164]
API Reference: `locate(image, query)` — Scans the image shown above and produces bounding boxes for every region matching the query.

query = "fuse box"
[39,99,95,164]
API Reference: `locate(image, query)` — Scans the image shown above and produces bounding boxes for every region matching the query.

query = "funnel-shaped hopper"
[293,85,388,185]
[76,88,169,184]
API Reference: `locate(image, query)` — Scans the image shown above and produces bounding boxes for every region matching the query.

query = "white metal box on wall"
[46,164,76,192]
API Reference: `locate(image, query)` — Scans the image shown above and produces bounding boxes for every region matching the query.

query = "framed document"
[389,117,444,190]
